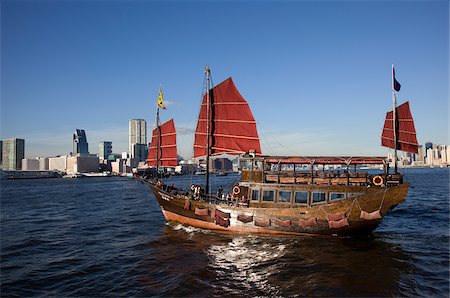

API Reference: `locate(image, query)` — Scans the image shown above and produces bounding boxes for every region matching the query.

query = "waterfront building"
[111,160,126,174]
[131,143,147,162]
[66,156,99,174]
[440,145,448,164]
[417,145,425,164]
[22,158,39,171]
[0,140,3,166]
[39,157,49,170]
[73,129,89,155]
[2,138,25,170]
[129,119,147,160]
[21,157,50,171]
[211,157,233,172]
[48,156,68,172]
[99,141,112,160]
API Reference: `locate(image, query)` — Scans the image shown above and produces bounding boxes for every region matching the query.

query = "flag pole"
[392,64,398,174]
[155,87,161,179]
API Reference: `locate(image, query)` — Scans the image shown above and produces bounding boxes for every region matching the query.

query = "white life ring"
[232,186,241,195]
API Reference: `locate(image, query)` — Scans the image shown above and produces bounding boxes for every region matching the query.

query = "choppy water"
[1,169,449,297]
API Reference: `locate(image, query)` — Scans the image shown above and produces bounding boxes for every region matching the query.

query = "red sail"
[193,77,261,158]
[381,101,418,153]
[147,119,177,167]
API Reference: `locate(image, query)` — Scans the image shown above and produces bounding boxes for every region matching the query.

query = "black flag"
[392,65,401,92]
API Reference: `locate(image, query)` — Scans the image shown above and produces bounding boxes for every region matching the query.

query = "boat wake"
[169,223,212,236]
[207,237,286,295]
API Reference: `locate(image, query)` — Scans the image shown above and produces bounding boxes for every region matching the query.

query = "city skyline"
[1,1,448,160]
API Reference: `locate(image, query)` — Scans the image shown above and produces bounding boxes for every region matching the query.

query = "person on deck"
[217,186,223,198]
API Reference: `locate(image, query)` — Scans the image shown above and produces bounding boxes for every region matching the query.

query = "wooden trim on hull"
[162,210,308,236]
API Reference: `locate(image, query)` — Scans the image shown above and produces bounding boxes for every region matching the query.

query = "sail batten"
[193,77,261,158]
[381,101,418,154]
[147,119,177,167]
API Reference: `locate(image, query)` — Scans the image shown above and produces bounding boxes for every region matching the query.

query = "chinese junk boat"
[139,65,418,236]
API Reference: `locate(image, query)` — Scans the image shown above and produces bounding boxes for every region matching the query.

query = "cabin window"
[312,192,327,204]
[294,191,308,204]
[254,160,263,171]
[250,189,260,201]
[262,190,275,202]
[270,164,279,172]
[330,192,346,201]
[278,190,291,203]
[281,164,294,171]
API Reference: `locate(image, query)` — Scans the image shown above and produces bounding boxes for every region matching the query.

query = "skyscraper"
[425,142,433,157]
[129,119,147,161]
[99,141,112,160]
[73,129,89,155]
[2,138,25,170]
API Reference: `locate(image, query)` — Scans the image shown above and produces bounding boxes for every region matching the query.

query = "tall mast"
[392,64,398,174]
[205,65,211,195]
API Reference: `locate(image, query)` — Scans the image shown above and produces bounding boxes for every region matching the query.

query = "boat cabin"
[237,153,403,208]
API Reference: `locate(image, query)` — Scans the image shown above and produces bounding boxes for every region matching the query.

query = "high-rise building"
[73,129,89,155]
[417,145,425,164]
[99,141,112,160]
[2,138,25,170]
[0,140,3,166]
[425,142,433,157]
[131,143,147,162]
[441,145,448,164]
[129,119,147,161]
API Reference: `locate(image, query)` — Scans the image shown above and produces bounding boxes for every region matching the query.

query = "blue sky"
[1,0,448,159]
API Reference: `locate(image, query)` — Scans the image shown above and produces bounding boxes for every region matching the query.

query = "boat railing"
[241,169,400,187]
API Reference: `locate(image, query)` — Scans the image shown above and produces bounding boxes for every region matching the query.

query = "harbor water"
[1,168,449,296]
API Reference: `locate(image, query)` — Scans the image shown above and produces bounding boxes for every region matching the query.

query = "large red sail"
[381,101,418,153]
[193,77,261,158]
[147,119,177,167]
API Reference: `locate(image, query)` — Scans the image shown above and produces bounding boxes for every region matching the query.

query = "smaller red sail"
[147,119,177,167]
[381,101,418,153]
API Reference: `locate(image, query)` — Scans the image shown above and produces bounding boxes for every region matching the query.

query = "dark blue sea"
[1,169,449,297]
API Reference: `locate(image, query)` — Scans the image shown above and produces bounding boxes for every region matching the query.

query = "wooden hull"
[141,179,408,237]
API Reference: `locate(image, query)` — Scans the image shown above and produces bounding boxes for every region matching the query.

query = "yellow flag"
[157,88,165,109]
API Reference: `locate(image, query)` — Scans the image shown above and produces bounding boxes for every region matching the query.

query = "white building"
[440,145,449,165]
[39,157,49,170]
[111,160,126,174]
[22,158,39,171]
[49,156,68,172]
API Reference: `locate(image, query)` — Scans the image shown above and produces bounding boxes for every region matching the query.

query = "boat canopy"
[193,77,261,158]
[147,119,177,167]
[253,156,387,165]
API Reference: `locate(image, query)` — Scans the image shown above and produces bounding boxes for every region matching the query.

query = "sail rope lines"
[257,123,299,156]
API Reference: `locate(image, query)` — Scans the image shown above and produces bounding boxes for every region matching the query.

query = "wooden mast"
[205,65,211,195]
[392,64,398,174]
